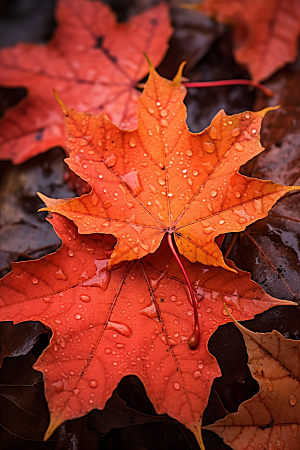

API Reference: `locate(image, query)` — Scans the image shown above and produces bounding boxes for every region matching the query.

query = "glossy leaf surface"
[0,0,172,163]
[45,66,298,270]
[0,214,293,442]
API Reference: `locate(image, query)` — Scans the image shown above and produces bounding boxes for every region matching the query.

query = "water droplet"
[170,295,177,302]
[104,348,112,354]
[173,382,181,390]
[186,310,193,316]
[73,388,80,396]
[161,119,168,127]
[160,109,167,117]
[106,321,132,337]
[158,177,165,186]
[235,191,241,198]
[193,170,199,176]
[31,277,39,284]
[210,190,217,197]
[89,379,99,388]
[80,294,91,302]
[120,170,143,196]
[198,363,204,369]
[98,173,103,179]
[290,394,297,406]
[75,313,82,320]
[231,127,241,137]
[55,269,68,281]
[104,153,117,167]
[244,112,251,119]
[206,308,212,313]
[52,379,64,393]
[238,217,247,224]
[139,302,158,321]
[129,137,136,147]
[186,149,193,157]
[148,130,153,136]
[219,219,225,225]
[43,297,51,303]
[208,127,218,140]
[203,141,215,153]
[68,250,74,257]
[235,142,244,152]
[90,193,99,206]
[148,107,154,114]
[251,128,257,134]
[193,370,201,379]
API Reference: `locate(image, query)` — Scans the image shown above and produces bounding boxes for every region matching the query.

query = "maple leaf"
[196,0,300,82]
[43,63,299,271]
[204,317,300,449]
[0,213,294,447]
[0,0,172,164]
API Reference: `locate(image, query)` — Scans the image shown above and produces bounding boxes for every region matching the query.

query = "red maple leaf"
[0,213,293,447]
[197,0,300,81]
[0,0,172,163]
[43,63,298,272]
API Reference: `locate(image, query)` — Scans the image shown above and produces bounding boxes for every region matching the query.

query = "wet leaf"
[0,0,172,163]
[204,318,300,450]
[0,213,294,444]
[44,65,298,270]
[198,0,300,81]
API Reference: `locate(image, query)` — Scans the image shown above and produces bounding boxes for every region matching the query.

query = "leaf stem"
[182,79,274,97]
[167,233,200,349]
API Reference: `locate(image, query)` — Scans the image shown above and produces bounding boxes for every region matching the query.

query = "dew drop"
[244,112,251,119]
[186,310,193,316]
[158,177,165,186]
[148,107,154,114]
[170,295,177,302]
[31,277,39,284]
[235,192,241,198]
[173,382,181,390]
[52,380,64,393]
[161,119,168,127]
[73,388,80,396]
[105,348,112,354]
[238,217,247,224]
[89,379,99,388]
[206,308,212,313]
[115,343,125,349]
[251,128,257,134]
[55,269,68,281]
[193,370,201,379]
[235,142,244,152]
[106,321,132,337]
[208,127,217,140]
[68,250,74,257]
[203,141,215,153]
[210,190,217,198]
[290,394,297,406]
[75,313,82,320]
[219,219,225,225]
[198,363,204,369]
[148,130,153,136]
[193,170,199,176]
[80,294,91,302]
[43,297,51,303]
[186,149,193,157]
[231,127,241,137]
[98,174,103,179]
[160,109,167,117]
[129,137,136,147]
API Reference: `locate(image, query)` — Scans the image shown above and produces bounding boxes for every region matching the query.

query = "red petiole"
[167,233,200,350]
[182,79,274,97]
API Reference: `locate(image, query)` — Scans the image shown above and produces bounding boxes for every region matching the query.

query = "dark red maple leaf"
[0,0,172,163]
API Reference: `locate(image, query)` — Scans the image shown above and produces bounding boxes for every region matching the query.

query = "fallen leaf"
[0,213,294,445]
[0,0,172,163]
[204,316,300,450]
[197,0,300,81]
[44,64,298,270]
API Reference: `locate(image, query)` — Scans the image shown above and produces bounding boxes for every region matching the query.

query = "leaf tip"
[143,52,154,71]
[174,61,187,85]
[53,88,68,115]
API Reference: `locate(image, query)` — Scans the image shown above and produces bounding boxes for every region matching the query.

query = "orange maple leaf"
[0,0,172,163]
[0,213,294,447]
[196,0,300,82]
[43,63,299,271]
